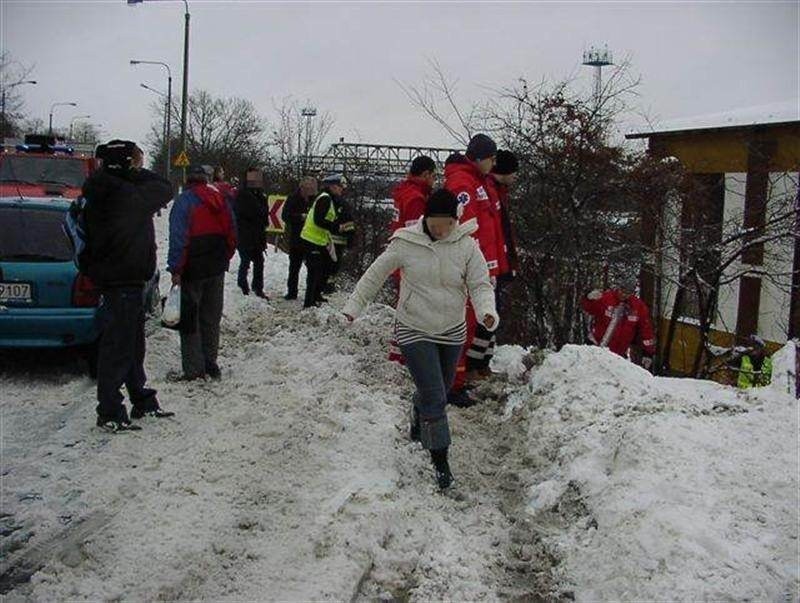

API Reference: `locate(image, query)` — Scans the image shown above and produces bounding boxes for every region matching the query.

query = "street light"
[139,83,170,163]
[69,114,91,141]
[1,80,37,138]
[127,0,189,181]
[49,101,77,136]
[131,59,173,179]
[301,106,317,173]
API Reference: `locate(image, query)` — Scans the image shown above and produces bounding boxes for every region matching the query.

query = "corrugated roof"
[626,100,800,138]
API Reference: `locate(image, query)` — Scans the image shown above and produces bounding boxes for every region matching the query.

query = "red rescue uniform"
[581,289,656,358]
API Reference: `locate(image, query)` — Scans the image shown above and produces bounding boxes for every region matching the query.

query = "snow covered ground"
[1,213,798,601]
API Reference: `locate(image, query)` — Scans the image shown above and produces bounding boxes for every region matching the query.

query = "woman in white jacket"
[343,189,498,490]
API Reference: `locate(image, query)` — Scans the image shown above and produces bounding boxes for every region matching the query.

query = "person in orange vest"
[388,156,437,364]
[443,133,499,406]
[581,274,656,370]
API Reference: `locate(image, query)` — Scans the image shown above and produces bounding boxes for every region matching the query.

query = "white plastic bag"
[162,284,181,327]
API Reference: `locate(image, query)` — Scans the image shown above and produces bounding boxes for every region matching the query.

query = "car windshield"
[0,206,72,262]
[0,156,87,188]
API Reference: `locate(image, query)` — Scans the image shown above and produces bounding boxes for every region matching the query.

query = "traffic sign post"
[173,150,190,168]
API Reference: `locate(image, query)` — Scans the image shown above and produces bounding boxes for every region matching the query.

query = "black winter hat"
[425,189,459,219]
[493,150,519,175]
[99,139,138,172]
[465,133,497,161]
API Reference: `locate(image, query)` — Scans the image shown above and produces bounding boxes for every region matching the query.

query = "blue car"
[0,197,160,375]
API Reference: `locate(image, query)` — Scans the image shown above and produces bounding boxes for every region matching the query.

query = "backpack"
[63,196,92,272]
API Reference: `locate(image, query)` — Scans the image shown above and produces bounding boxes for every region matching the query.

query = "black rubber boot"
[430,447,453,490]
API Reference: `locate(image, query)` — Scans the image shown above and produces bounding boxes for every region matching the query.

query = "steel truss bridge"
[304,142,460,180]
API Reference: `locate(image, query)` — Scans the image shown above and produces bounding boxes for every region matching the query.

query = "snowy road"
[1,214,798,600]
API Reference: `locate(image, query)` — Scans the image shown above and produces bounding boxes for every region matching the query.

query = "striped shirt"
[395,320,466,346]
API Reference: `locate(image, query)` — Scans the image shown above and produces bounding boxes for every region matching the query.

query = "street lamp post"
[301,106,316,173]
[1,80,37,138]
[140,83,170,175]
[127,0,189,181]
[49,101,78,137]
[69,114,91,141]
[131,60,173,179]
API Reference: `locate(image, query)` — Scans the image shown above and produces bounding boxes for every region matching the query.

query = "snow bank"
[519,345,799,601]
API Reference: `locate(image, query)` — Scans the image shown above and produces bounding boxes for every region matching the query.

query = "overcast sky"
[2,0,798,154]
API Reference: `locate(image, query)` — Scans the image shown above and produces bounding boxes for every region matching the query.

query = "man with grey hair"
[168,164,237,380]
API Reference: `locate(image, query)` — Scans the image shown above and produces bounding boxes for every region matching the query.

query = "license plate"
[0,282,32,302]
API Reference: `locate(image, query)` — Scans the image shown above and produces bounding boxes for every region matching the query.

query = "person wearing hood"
[343,189,498,490]
[83,139,174,431]
[444,133,502,403]
[233,168,269,298]
[168,164,237,380]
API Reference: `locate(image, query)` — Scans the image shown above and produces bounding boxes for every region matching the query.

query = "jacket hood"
[392,176,432,198]
[391,217,478,246]
[191,182,225,213]
[444,154,481,181]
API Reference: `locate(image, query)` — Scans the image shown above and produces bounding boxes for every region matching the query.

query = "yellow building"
[627,102,799,379]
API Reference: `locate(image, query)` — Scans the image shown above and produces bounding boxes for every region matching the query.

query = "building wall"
[757,172,798,342]
[657,170,797,374]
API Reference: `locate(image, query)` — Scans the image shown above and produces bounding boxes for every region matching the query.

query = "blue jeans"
[399,339,462,450]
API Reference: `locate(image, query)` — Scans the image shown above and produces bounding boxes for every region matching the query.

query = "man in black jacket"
[233,168,269,298]
[281,176,317,300]
[83,140,174,431]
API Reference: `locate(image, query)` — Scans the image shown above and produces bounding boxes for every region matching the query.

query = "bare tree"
[269,96,335,178]
[652,171,798,377]
[395,58,480,146]
[147,89,271,179]
[1,51,36,138]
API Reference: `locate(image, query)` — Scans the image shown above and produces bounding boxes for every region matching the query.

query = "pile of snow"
[515,344,799,600]
[2,208,798,600]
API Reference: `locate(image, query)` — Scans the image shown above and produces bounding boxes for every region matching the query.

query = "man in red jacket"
[581,275,657,370]
[472,150,521,376]
[390,155,436,234]
[444,133,498,404]
[388,156,437,364]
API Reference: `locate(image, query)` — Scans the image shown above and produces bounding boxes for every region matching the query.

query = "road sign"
[267,195,287,233]
[173,150,190,168]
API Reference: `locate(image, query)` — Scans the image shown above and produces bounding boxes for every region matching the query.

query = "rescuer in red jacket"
[470,150,521,377]
[581,275,657,371]
[390,155,436,234]
[388,156,437,364]
[443,133,498,404]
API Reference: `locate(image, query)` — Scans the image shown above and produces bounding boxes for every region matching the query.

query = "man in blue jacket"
[168,165,237,380]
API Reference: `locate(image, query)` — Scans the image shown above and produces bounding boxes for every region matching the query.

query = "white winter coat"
[343,219,499,335]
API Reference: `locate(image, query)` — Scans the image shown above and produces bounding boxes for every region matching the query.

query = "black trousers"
[286,246,305,298]
[303,243,332,308]
[237,247,264,294]
[96,286,157,421]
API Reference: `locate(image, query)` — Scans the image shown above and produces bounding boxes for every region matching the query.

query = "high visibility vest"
[300,192,337,247]
[738,355,773,389]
